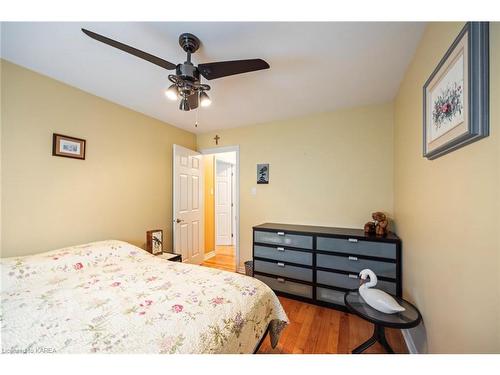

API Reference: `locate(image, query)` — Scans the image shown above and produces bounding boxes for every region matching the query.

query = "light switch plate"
[251,187,257,196]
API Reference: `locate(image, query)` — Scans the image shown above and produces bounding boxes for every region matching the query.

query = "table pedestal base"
[352,324,394,354]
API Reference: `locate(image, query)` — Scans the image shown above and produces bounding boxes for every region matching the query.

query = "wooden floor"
[201,245,237,272]
[200,246,407,354]
[257,296,407,354]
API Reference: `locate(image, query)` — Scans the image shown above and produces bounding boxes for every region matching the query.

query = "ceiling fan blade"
[187,93,199,110]
[82,28,176,70]
[198,59,269,80]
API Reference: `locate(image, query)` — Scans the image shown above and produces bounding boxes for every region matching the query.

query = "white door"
[215,160,232,245]
[173,144,204,264]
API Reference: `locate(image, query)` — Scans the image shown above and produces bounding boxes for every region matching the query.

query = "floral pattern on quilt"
[0,240,288,354]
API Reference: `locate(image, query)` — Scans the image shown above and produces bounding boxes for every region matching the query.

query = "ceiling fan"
[82,28,270,112]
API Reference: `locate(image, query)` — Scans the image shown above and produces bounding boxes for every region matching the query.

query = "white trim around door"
[199,145,241,272]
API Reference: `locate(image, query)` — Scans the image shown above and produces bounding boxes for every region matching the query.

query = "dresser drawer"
[316,287,345,306]
[254,260,312,282]
[317,253,396,279]
[254,245,312,266]
[255,274,313,299]
[317,237,396,259]
[316,270,396,294]
[255,230,313,249]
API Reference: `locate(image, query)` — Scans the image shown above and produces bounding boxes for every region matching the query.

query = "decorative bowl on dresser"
[252,223,402,311]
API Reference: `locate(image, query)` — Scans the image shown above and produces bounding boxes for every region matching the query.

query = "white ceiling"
[1,22,425,133]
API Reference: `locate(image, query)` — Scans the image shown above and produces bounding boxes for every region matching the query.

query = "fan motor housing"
[176,63,200,81]
[179,33,201,53]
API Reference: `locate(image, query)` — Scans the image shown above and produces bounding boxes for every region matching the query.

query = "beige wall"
[197,103,395,269]
[1,60,196,257]
[393,22,500,353]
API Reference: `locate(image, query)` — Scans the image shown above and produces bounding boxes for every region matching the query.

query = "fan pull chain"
[195,92,200,128]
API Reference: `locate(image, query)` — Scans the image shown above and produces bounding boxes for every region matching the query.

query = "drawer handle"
[276,247,285,252]
[277,232,285,236]
[348,256,358,261]
[348,238,358,243]
[277,262,285,267]
[277,277,285,283]
[348,274,358,279]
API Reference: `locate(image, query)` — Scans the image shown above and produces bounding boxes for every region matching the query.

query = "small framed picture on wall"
[257,164,269,184]
[52,133,86,160]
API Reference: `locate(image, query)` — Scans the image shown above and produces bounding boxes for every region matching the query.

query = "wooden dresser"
[252,223,402,311]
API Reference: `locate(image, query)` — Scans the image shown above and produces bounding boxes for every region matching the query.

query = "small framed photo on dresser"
[52,133,86,160]
[146,229,163,255]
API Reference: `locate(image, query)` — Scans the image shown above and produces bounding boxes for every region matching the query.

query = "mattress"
[0,240,288,354]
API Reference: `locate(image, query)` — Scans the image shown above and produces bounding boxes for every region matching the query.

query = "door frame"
[199,145,241,272]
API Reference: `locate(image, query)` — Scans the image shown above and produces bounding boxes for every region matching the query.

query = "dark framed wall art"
[52,133,86,160]
[423,22,489,160]
[257,164,269,184]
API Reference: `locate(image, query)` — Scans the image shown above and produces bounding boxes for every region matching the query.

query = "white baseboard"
[204,251,215,260]
[402,329,418,354]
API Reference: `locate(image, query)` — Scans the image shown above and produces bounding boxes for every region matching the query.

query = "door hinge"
[231,203,234,207]
[231,233,234,238]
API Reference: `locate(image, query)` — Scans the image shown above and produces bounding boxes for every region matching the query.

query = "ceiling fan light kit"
[82,28,269,124]
[165,84,180,100]
[199,91,211,107]
[179,98,191,111]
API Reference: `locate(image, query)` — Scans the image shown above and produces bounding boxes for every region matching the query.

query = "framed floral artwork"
[423,22,489,160]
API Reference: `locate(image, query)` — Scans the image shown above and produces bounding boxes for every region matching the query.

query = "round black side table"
[344,290,422,354]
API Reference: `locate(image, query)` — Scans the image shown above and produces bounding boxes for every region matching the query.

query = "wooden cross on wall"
[214,134,220,145]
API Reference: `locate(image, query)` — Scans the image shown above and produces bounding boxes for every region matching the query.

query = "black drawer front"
[255,274,313,299]
[317,237,396,259]
[254,230,313,249]
[316,270,396,295]
[316,253,396,279]
[254,260,312,282]
[254,245,312,266]
[316,287,345,306]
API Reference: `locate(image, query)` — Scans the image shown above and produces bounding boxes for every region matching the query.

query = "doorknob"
[175,218,184,223]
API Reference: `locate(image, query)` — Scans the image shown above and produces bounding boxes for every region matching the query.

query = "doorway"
[200,146,239,273]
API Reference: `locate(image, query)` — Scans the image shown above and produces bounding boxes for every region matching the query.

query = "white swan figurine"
[358,269,405,314]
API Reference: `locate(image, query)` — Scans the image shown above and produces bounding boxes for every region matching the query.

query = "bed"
[0,240,288,354]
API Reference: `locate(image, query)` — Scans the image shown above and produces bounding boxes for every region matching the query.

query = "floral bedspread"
[0,240,288,354]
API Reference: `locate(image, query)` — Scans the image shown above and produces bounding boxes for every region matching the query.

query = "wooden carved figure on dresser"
[364,212,389,236]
